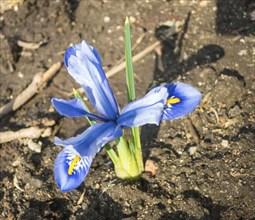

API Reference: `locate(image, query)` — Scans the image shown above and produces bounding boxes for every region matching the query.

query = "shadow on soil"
[21,198,71,220]
[216,0,255,35]
[141,21,225,145]
[159,190,228,220]
[76,186,127,220]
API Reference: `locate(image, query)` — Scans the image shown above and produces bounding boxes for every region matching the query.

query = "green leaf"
[73,88,95,125]
[124,17,136,102]
[124,17,144,173]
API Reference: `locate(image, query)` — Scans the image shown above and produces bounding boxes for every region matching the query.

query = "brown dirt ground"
[0,0,255,219]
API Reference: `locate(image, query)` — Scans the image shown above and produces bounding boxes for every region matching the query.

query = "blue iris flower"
[52,40,202,192]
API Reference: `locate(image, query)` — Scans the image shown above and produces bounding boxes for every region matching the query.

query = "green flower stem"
[73,88,94,126]
[115,137,140,179]
[132,127,144,173]
[124,17,144,174]
[73,89,120,166]
[104,143,120,166]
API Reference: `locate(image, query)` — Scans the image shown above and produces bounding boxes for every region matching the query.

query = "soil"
[0,0,255,219]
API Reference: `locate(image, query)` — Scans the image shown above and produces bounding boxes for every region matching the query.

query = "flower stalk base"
[112,137,143,180]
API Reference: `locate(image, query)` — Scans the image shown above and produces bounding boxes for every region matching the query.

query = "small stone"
[124,200,130,207]
[199,1,208,7]
[12,159,20,167]
[95,183,100,189]
[41,118,56,126]
[18,71,24,78]
[118,36,124,41]
[27,140,42,153]
[240,38,245,44]
[30,178,43,189]
[41,127,52,137]
[129,16,136,23]
[81,202,88,210]
[167,199,173,205]
[228,105,241,118]
[238,49,247,56]
[221,140,229,148]
[104,16,111,23]
[145,159,156,176]
[14,5,19,12]
[188,146,197,156]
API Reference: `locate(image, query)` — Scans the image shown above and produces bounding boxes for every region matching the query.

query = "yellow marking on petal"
[68,155,80,175]
[166,97,181,105]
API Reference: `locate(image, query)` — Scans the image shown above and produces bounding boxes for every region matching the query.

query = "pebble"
[81,202,88,210]
[104,16,111,23]
[188,146,197,156]
[17,71,24,78]
[228,105,241,118]
[27,140,42,153]
[221,140,229,148]
[129,16,136,23]
[11,159,20,167]
[30,178,43,189]
[199,0,208,7]
[238,49,247,56]
[95,183,100,189]
[167,199,173,205]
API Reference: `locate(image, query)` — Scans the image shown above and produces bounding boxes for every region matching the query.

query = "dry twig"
[115,33,145,66]
[77,192,85,205]
[210,106,220,124]
[106,41,160,78]
[0,62,62,119]
[0,127,47,144]
[13,176,24,192]
[17,40,46,50]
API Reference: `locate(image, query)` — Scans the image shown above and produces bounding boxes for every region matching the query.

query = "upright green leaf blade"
[124,17,144,173]
[124,17,136,102]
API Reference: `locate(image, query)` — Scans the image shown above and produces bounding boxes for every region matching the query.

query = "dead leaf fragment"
[145,160,156,176]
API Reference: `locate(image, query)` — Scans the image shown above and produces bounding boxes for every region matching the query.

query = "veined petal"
[64,40,119,121]
[54,145,93,192]
[55,122,122,157]
[162,82,202,120]
[51,98,107,121]
[117,86,168,127]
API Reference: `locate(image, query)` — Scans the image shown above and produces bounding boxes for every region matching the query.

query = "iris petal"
[162,82,202,120]
[64,41,119,121]
[51,98,107,121]
[117,86,168,127]
[55,122,122,157]
[54,145,92,192]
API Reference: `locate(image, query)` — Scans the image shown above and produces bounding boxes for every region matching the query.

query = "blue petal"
[54,145,93,192]
[64,40,119,121]
[51,98,107,121]
[117,86,168,127]
[162,82,202,120]
[55,122,122,157]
